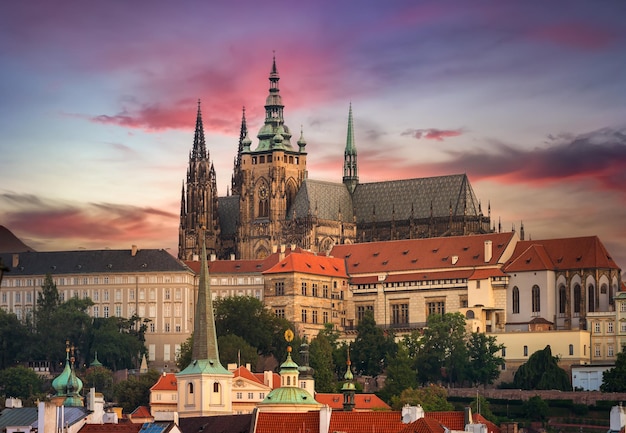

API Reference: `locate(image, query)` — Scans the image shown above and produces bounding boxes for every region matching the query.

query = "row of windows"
[0,287,187,305]
[147,343,181,362]
[251,154,299,165]
[300,309,331,324]
[513,284,614,315]
[1,275,189,288]
[211,277,263,286]
[355,278,468,290]
[235,392,266,400]
[356,301,446,324]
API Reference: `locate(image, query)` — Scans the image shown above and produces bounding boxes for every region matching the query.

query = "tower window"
[213,382,220,393]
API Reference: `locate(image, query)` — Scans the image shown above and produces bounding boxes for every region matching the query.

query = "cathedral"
[178,57,492,261]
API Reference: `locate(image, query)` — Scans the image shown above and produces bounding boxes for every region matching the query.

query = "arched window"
[574,284,581,314]
[188,383,194,394]
[213,382,220,393]
[532,285,540,313]
[287,376,291,386]
[569,344,574,355]
[588,285,595,312]
[465,310,475,319]
[558,285,566,314]
[512,286,520,314]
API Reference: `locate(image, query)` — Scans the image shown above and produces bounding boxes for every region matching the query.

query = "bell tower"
[237,56,308,259]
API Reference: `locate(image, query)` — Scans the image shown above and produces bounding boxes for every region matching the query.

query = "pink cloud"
[530,22,617,50]
[402,128,464,141]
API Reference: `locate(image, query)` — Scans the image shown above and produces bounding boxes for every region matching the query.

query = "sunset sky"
[1,1,625,269]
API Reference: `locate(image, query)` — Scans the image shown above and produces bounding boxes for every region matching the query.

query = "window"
[175,324,181,332]
[512,287,519,314]
[391,303,409,324]
[427,301,445,316]
[275,282,285,296]
[115,290,121,301]
[164,304,171,317]
[275,308,285,319]
[608,345,615,357]
[301,282,307,296]
[149,322,155,333]
[129,290,135,300]
[104,277,109,284]
[569,344,574,355]
[501,347,506,357]
[93,306,99,318]
[531,285,540,313]
[323,311,329,323]
[103,290,109,301]
[323,285,329,298]
[174,304,182,317]
[139,289,145,300]
[523,345,528,356]
[259,393,265,399]
[150,289,156,300]
[558,285,566,314]
[621,323,626,333]
[476,280,481,289]
[594,322,601,333]
[574,284,581,314]
[15,293,21,303]
[213,383,220,393]
[588,285,595,312]
[115,305,122,317]
[165,323,170,332]
[93,290,99,301]
[312,283,318,297]
[608,322,614,333]
[594,346,601,357]
[357,305,373,322]
[621,302,626,313]
[188,383,194,394]
[149,305,156,317]
[248,392,253,399]
[103,306,109,318]
[301,309,308,323]
[164,289,170,300]
[312,310,318,324]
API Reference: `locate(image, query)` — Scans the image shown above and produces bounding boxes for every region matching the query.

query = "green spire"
[343,103,358,193]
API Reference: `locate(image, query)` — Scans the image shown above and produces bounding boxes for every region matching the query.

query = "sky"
[1,1,625,270]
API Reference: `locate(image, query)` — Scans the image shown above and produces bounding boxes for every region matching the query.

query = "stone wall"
[447,388,626,405]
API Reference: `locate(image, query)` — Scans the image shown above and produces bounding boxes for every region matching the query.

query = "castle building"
[178,57,491,261]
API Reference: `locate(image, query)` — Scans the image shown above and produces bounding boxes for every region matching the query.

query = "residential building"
[0,248,196,369]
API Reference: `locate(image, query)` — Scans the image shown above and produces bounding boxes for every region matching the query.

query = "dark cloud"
[402,128,464,141]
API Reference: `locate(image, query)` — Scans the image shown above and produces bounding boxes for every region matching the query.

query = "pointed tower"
[341,348,355,411]
[51,341,84,407]
[237,55,308,259]
[298,339,315,396]
[343,103,358,194]
[258,329,321,413]
[231,107,247,196]
[177,235,233,417]
[178,100,222,260]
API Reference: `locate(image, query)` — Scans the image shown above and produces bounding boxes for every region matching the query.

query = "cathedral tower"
[343,103,358,194]
[236,56,308,259]
[178,101,221,260]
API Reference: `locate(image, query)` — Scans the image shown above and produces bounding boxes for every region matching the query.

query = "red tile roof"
[399,417,446,433]
[474,413,501,433]
[263,253,348,278]
[255,412,319,433]
[505,236,620,272]
[129,406,152,419]
[150,373,177,391]
[330,232,516,274]
[469,268,508,280]
[424,411,466,430]
[315,393,390,410]
[79,425,142,433]
[232,366,264,384]
[329,411,406,433]
[253,372,281,389]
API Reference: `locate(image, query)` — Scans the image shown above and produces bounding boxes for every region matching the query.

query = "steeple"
[192,99,207,160]
[231,107,247,196]
[255,55,294,151]
[341,347,356,411]
[51,341,84,407]
[343,103,358,193]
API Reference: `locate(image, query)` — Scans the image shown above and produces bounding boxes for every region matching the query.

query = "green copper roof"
[345,103,356,155]
[178,358,231,376]
[261,386,320,406]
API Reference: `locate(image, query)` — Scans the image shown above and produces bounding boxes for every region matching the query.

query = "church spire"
[232,107,247,196]
[343,103,358,193]
[192,99,207,160]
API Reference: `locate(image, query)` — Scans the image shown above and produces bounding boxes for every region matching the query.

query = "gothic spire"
[343,103,358,193]
[232,107,247,196]
[192,99,207,160]
[191,235,222,365]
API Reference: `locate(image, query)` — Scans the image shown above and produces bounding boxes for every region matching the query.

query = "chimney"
[272,245,278,253]
[12,254,19,268]
[402,404,424,423]
[319,405,332,433]
[280,244,286,253]
[264,370,273,387]
[484,240,492,263]
[131,245,138,257]
[210,254,216,262]
[230,254,235,261]
[290,244,296,251]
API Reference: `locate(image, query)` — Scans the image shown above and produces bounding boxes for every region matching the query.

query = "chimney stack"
[131,245,138,257]
[12,254,19,268]
[484,240,492,263]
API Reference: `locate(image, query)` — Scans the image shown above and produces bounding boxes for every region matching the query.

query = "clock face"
[259,185,268,199]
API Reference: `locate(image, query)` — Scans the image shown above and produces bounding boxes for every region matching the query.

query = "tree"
[89,315,146,371]
[83,366,114,401]
[0,366,44,403]
[601,350,626,392]
[390,385,454,412]
[379,341,417,402]
[513,345,571,391]
[176,334,193,370]
[522,395,549,421]
[466,332,505,386]
[470,394,496,423]
[218,334,258,367]
[351,311,397,376]
[113,370,161,413]
[309,324,339,392]
[0,309,30,369]
[414,313,467,385]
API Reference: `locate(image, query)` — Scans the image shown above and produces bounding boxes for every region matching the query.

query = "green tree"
[83,365,114,401]
[414,313,467,386]
[176,334,193,370]
[522,395,549,421]
[466,332,505,386]
[113,370,161,413]
[309,324,339,392]
[218,334,258,367]
[89,315,146,371]
[0,366,44,402]
[513,345,571,391]
[351,311,397,376]
[379,341,417,402]
[0,309,30,369]
[390,385,454,412]
[470,394,496,422]
[601,351,626,392]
